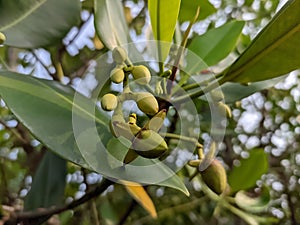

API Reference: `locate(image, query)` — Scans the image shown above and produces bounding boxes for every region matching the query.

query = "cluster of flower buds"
[101,46,168,162]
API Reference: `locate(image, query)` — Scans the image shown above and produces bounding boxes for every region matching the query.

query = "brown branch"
[5,178,114,225]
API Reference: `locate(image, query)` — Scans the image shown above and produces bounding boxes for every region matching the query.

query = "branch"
[6,178,113,225]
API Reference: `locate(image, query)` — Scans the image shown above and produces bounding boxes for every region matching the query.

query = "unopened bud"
[101,94,118,111]
[132,130,168,158]
[131,65,151,85]
[200,159,227,195]
[112,46,128,64]
[110,67,125,83]
[135,92,159,115]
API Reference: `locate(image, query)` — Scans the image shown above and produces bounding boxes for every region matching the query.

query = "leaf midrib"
[0,74,107,127]
[1,0,47,31]
[226,23,300,82]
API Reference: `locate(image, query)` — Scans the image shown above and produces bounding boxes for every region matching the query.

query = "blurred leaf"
[94,0,129,49]
[99,199,119,224]
[228,148,268,193]
[148,0,181,62]
[122,181,157,218]
[1,0,81,48]
[222,75,285,103]
[187,20,245,73]
[235,186,271,213]
[220,0,300,84]
[24,151,67,210]
[178,0,216,22]
[0,71,110,168]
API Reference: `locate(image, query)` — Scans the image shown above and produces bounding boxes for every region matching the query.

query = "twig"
[31,50,54,77]
[6,178,114,225]
[117,200,137,225]
[167,6,200,95]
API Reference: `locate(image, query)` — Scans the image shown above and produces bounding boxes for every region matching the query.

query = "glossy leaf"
[235,186,271,213]
[222,75,285,103]
[24,151,67,210]
[123,181,157,218]
[0,72,188,194]
[94,0,129,49]
[187,20,245,74]
[228,148,268,193]
[178,0,216,23]
[0,71,109,167]
[220,0,300,84]
[1,0,81,48]
[148,0,181,62]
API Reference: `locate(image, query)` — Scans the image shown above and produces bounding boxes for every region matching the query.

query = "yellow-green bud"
[112,46,127,64]
[0,32,6,45]
[211,89,224,102]
[110,67,125,83]
[144,109,166,132]
[111,121,141,140]
[132,130,168,158]
[131,65,151,85]
[101,93,118,111]
[188,159,202,168]
[135,92,159,115]
[200,159,227,195]
[217,102,232,118]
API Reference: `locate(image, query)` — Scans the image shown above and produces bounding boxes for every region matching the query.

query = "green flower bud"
[135,92,159,115]
[131,65,151,85]
[111,121,141,140]
[144,109,166,132]
[0,32,6,45]
[211,89,224,102]
[110,67,125,83]
[200,159,227,195]
[217,102,232,118]
[112,46,127,64]
[188,159,202,168]
[132,130,168,158]
[101,93,118,111]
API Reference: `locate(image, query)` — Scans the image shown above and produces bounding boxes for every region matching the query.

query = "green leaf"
[0,0,81,48]
[0,72,188,195]
[94,0,129,49]
[178,0,216,23]
[228,148,268,193]
[222,75,285,104]
[24,151,67,210]
[187,20,245,73]
[235,186,271,213]
[148,0,181,62]
[0,71,109,167]
[220,0,300,84]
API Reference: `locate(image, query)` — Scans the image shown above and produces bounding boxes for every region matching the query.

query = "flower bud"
[101,94,118,111]
[135,92,159,115]
[0,32,6,45]
[131,65,151,85]
[144,109,166,132]
[112,46,127,64]
[111,121,141,140]
[211,89,224,102]
[200,159,227,195]
[132,130,168,158]
[110,67,125,83]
